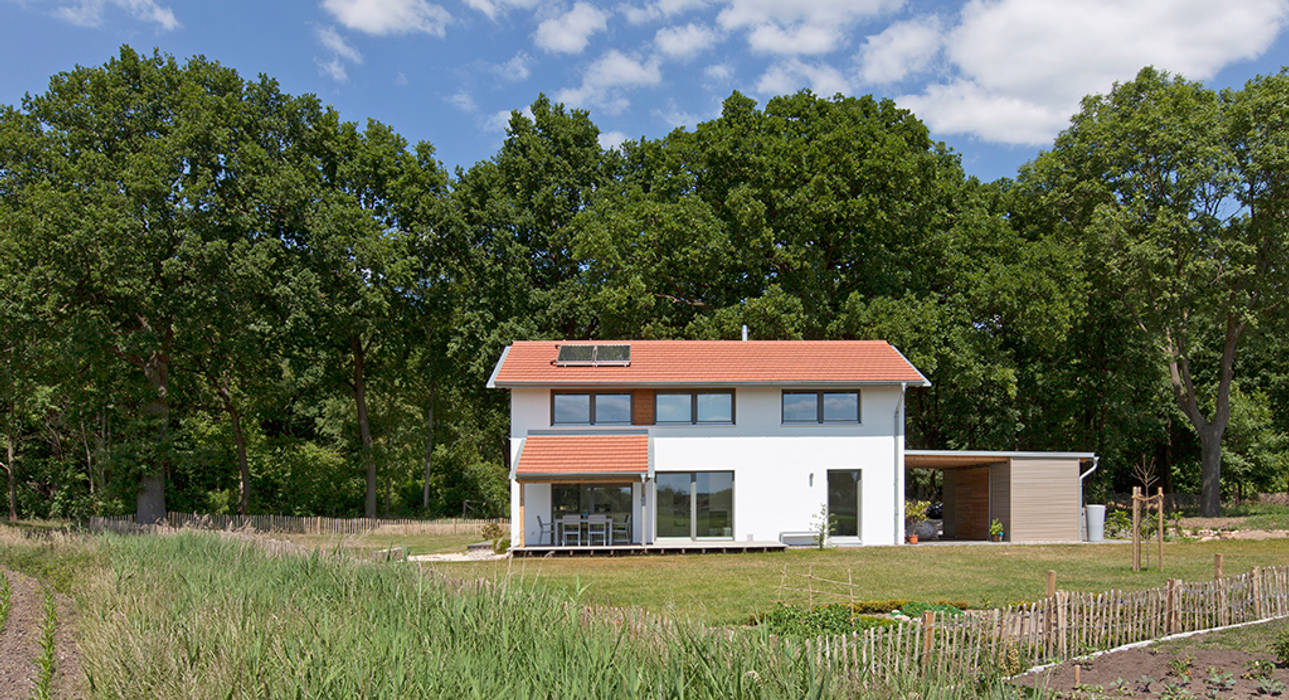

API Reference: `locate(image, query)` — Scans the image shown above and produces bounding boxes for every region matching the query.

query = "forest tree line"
[1,47,1286,521]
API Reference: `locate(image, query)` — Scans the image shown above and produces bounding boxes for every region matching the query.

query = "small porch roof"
[905,449,1097,469]
[514,433,649,480]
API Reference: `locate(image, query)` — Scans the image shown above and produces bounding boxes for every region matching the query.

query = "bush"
[1272,628,1289,666]
[898,601,964,618]
[492,537,510,554]
[480,521,505,540]
[755,603,896,638]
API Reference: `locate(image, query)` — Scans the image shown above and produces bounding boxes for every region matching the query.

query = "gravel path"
[0,567,83,699]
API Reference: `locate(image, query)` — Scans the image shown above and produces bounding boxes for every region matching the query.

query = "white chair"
[586,514,611,546]
[535,516,554,545]
[611,514,631,545]
[559,514,582,546]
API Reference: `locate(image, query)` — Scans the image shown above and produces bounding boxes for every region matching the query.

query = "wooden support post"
[1157,488,1165,570]
[1131,487,1142,571]
[1165,578,1178,634]
[1047,570,1057,599]
[1074,664,1081,687]
[517,485,525,548]
[921,610,934,667]
[1253,567,1264,618]
[1214,553,1224,580]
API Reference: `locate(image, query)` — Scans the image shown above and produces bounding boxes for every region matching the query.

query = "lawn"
[440,539,1289,625]
[277,531,484,556]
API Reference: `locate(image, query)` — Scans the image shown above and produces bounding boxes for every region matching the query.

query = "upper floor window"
[655,391,734,424]
[552,392,632,425]
[782,391,861,424]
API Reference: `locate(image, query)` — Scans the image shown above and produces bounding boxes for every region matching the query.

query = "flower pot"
[990,534,1003,542]
[907,534,919,544]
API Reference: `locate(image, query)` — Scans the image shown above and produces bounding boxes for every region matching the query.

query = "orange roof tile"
[515,434,649,477]
[489,340,928,387]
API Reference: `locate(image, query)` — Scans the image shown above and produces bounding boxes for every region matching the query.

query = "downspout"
[894,382,906,545]
[1078,456,1100,541]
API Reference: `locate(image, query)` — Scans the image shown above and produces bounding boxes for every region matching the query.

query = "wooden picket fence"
[800,565,1289,685]
[88,512,506,536]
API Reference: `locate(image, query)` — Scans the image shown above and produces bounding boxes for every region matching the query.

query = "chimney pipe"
[741,324,748,341]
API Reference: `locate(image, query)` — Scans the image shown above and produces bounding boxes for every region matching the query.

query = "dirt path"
[0,567,83,699]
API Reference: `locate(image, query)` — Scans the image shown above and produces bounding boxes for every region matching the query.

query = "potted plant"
[989,518,1005,542]
[905,499,930,544]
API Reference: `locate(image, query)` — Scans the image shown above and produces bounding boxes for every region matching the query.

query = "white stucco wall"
[508,385,907,546]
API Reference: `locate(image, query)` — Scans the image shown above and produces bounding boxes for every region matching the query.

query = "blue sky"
[2,0,1288,182]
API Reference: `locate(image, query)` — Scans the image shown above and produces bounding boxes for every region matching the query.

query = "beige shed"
[905,450,1098,543]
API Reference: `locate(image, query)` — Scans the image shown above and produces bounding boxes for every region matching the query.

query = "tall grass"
[0,571,10,633]
[31,588,56,700]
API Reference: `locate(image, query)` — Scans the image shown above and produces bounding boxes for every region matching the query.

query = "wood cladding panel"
[944,466,990,540]
[631,389,654,425]
[1009,458,1080,542]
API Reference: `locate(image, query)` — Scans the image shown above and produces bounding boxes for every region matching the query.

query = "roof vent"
[556,344,631,366]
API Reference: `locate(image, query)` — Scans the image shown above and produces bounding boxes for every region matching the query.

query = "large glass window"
[552,392,632,425]
[553,393,590,424]
[552,483,633,520]
[654,391,734,424]
[655,471,734,539]
[782,391,861,423]
[594,393,632,423]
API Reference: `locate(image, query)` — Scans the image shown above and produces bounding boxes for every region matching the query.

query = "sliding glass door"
[655,471,734,540]
[827,469,862,540]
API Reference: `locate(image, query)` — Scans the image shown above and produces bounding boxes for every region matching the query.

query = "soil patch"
[1015,644,1288,698]
[0,567,42,699]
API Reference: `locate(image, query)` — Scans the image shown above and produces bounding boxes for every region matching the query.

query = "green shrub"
[755,603,896,638]
[480,521,505,540]
[898,601,964,618]
[492,536,510,554]
[1272,628,1289,666]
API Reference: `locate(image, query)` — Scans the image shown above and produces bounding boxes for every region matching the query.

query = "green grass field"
[440,539,1289,625]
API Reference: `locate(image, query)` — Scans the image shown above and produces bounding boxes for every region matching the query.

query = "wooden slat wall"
[1008,458,1080,542]
[943,467,990,539]
[632,389,655,425]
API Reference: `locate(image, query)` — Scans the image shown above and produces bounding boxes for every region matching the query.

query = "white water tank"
[1085,505,1106,542]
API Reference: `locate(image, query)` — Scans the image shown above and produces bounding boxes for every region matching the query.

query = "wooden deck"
[513,540,788,556]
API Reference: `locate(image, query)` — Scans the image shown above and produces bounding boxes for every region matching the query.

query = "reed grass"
[0,571,10,633]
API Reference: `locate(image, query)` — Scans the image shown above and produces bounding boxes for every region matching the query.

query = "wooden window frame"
[653,390,735,425]
[550,391,633,426]
[781,390,862,424]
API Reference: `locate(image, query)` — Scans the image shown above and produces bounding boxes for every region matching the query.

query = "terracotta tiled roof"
[514,434,649,477]
[489,340,928,387]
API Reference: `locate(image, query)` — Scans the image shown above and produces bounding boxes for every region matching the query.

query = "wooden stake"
[1157,488,1165,570]
[1047,570,1057,599]
[1214,553,1224,580]
[1253,567,1263,618]
[1074,664,1081,686]
[1131,486,1142,571]
[921,610,934,667]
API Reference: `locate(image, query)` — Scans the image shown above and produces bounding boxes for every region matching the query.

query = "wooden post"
[517,486,526,548]
[1157,488,1165,570]
[1131,487,1142,571]
[1047,570,1057,599]
[1164,578,1177,635]
[1214,553,1224,580]
[921,610,934,667]
[1253,567,1264,618]
[1074,664,1081,687]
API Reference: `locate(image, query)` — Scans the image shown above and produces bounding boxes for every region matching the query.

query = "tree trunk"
[421,389,434,511]
[79,419,95,496]
[216,377,252,516]
[1199,427,1222,517]
[4,426,16,523]
[137,353,169,524]
[353,337,377,518]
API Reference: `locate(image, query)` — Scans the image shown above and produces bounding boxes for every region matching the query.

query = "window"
[782,391,861,423]
[654,391,734,424]
[551,392,632,425]
[655,471,733,539]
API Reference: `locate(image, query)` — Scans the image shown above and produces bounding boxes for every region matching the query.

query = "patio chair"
[559,514,582,546]
[586,514,611,546]
[611,514,631,545]
[535,516,554,545]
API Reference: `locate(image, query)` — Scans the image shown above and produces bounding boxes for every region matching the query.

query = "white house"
[487,339,947,551]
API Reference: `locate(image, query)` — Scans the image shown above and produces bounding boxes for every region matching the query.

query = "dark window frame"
[653,390,735,425]
[550,391,633,425]
[781,390,862,424]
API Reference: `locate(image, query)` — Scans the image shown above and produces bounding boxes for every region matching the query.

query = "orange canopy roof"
[514,434,649,478]
[489,340,928,387]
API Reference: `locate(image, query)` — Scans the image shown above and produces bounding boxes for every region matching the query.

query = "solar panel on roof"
[554,344,631,366]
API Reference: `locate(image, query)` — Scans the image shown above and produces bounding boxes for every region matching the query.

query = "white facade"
[507,385,909,547]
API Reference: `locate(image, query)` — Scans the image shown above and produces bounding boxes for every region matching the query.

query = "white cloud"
[598,130,630,149]
[316,57,350,82]
[321,0,450,36]
[856,16,941,84]
[717,0,903,55]
[53,0,180,29]
[316,26,362,64]
[485,105,536,133]
[898,0,1289,145]
[464,0,536,20]
[448,91,477,112]
[557,49,662,113]
[654,22,718,59]
[493,52,532,81]
[534,3,608,54]
[704,62,733,81]
[394,71,409,85]
[622,0,707,25]
[756,58,849,96]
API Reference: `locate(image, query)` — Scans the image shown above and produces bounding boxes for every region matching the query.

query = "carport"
[905,450,1098,543]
